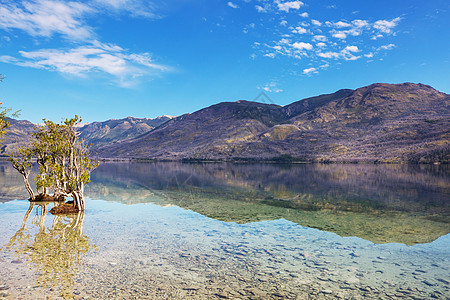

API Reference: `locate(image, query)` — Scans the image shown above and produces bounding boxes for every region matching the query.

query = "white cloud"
[352,19,369,27]
[255,5,268,13]
[303,67,317,75]
[343,55,360,61]
[335,21,351,28]
[227,2,239,9]
[313,35,327,42]
[299,12,309,18]
[292,42,313,50]
[92,0,160,18]
[343,45,359,53]
[292,26,307,34]
[280,20,288,26]
[264,53,276,58]
[277,1,304,13]
[341,46,361,60]
[260,82,283,93]
[379,43,396,50]
[256,11,402,74]
[332,31,347,39]
[371,34,383,40]
[374,17,401,34]
[243,23,255,33]
[311,19,322,26]
[1,41,170,87]
[317,52,340,59]
[315,47,361,61]
[0,0,94,40]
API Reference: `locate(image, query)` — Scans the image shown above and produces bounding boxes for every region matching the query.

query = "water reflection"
[1,161,449,245]
[3,202,95,298]
[87,162,450,245]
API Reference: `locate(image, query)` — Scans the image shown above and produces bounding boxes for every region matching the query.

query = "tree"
[10,147,36,200]
[0,74,11,141]
[10,115,99,212]
[0,74,19,144]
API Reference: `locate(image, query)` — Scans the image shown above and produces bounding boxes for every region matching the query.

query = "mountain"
[0,118,36,154]
[0,115,173,155]
[78,116,173,149]
[95,83,450,163]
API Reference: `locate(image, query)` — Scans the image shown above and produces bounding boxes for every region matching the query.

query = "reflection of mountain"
[87,162,450,245]
[0,162,36,202]
[2,202,95,298]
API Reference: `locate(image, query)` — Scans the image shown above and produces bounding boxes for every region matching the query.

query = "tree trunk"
[22,173,35,201]
[72,191,84,211]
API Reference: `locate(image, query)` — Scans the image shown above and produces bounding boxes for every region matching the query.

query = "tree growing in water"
[10,116,99,212]
[0,74,13,142]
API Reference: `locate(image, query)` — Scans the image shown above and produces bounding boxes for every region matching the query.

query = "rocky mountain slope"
[0,115,173,154]
[0,118,35,154]
[78,116,172,149]
[95,83,449,163]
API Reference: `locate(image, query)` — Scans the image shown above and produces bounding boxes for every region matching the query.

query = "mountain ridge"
[94,82,449,163]
[0,115,173,154]
[2,82,449,163]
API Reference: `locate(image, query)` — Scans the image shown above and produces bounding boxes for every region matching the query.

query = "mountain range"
[1,83,449,163]
[95,82,449,163]
[0,115,173,154]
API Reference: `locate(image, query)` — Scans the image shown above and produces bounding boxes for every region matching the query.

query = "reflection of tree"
[4,203,95,298]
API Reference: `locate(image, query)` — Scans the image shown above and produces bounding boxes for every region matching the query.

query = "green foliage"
[0,74,20,143]
[10,115,99,209]
[9,146,34,173]
[0,74,9,141]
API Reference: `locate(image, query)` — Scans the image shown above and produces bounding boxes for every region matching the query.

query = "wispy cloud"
[374,17,401,34]
[0,0,170,86]
[379,43,396,50]
[92,0,160,18]
[227,2,239,9]
[0,0,94,40]
[0,41,170,87]
[258,81,283,93]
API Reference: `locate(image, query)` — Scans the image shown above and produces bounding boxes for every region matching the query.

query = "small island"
[9,116,98,214]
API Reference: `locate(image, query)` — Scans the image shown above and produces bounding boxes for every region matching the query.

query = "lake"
[0,161,449,299]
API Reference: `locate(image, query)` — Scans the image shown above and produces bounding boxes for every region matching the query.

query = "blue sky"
[0,0,449,123]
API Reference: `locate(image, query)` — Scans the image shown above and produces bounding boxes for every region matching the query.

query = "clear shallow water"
[0,162,449,299]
